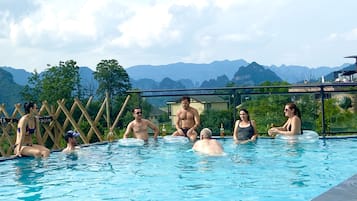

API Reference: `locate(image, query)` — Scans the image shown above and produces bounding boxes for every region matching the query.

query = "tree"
[21,70,42,103]
[199,109,233,135]
[338,96,352,110]
[93,59,131,100]
[40,60,81,105]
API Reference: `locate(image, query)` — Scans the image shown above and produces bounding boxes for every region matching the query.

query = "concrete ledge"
[312,174,357,201]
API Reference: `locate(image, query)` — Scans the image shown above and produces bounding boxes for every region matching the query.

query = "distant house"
[335,55,357,83]
[334,70,357,83]
[288,86,356,112]
[166,96,229,126]
[147,107,166,125]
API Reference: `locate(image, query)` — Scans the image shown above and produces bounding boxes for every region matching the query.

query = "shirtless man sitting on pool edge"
[172,96,200,141]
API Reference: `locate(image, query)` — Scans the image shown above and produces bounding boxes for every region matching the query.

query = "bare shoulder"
[194,140,202,146]
[143,119,153,124]
[189,107,199,114]
[210,139,222,147]
[212,139,220,143]
[292,115,301,122]
[127,120,135,127]
[18,115,28,125]
[192,141,200,149]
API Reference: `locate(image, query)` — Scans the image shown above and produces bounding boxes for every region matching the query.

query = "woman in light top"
[14,102,50,158]
[268,102,302,137]
[233,109,258,144]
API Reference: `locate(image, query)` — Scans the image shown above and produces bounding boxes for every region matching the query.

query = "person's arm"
[233,120,239,141]
[216,140,223,150]
[278,117,301,135]
[15,118,27,157]
[123,122,133,138]
[192,109,200,130]
[188,108,200,135]
[268,120,288,137]
[250,120,258,141]
[175,110,184,135]
[147,120,159,139]
[192,141,200,151]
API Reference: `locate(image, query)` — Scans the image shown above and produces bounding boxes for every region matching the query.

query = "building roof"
[341,70,357,76]
[149,107,166,116]
[344,55,357,59]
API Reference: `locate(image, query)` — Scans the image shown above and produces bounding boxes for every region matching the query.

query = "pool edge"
[311,173,357,201]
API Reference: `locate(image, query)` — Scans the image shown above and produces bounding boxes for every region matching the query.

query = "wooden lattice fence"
[0,95,130,157]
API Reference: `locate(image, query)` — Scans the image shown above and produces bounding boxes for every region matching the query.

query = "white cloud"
[326,28,357,41]
[345,28,357,41]
[0,0,356,72]
[112,3,173,48]
[7,0,104,49]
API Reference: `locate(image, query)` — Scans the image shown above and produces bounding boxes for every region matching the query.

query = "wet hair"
[286,103,301,119]
[24,102,35,114]
[181,96,191,102]
[239,109,250,121]
[200,128,212,139]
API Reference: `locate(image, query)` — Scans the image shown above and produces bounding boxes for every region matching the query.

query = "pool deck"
[312,173,357,201]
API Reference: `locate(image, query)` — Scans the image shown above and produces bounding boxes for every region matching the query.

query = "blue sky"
[0,0,356,72]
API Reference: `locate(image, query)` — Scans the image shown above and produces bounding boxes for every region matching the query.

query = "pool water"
[1,138,357,201]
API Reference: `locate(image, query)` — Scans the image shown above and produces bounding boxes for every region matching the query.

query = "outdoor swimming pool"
[1,137,357,201]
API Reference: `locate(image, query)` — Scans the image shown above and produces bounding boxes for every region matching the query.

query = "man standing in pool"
[62,130,80,153]
[172,96,200,141]
[123,108,159,141]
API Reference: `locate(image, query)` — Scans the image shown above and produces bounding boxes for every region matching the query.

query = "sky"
[0,0,356,72]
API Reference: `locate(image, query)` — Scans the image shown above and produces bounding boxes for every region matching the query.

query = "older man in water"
[172,96,200,141]
[123,108,159,141]
[192,128,224,156]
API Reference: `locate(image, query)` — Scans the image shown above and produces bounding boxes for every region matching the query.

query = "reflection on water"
[64,152,79,169]
[14,158,46,201]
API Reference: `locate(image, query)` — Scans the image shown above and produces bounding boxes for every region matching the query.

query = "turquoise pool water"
[1,138,357,201]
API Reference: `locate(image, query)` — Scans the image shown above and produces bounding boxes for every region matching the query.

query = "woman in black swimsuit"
[233,109,258,144]
[268,102,302,137]
[14,102,50,158]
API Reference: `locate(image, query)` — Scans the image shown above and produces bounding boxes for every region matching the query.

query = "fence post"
[320,85,326,138]
[111,95,131,131]
[106,91,111,129]
[232,89,237,125]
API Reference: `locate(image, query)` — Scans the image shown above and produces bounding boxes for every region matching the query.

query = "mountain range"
[0,59,354,109]
[126,60,350,86]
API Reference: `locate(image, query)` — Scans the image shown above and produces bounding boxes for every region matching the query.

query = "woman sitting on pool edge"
[14,102,50,158]
[268,102,302,137]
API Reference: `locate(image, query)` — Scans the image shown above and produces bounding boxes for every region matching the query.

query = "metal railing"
[128,83,357,137]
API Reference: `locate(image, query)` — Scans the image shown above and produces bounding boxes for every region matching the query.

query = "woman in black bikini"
[14,102,50,158]
[233,109,258,144]
[268,102,302,137]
